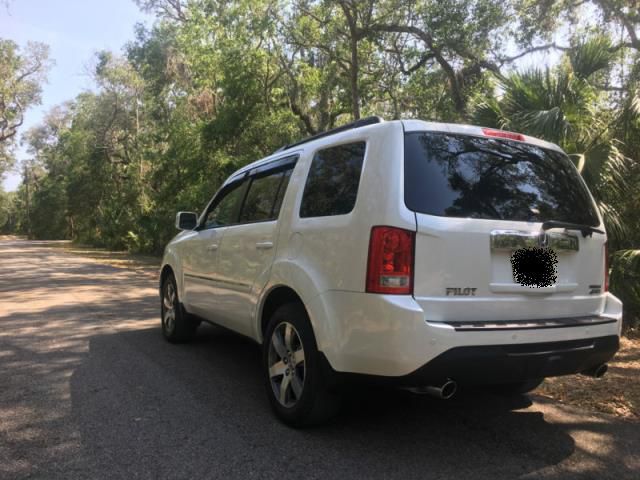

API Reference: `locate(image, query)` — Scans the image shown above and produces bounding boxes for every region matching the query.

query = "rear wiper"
[541,220,605,238]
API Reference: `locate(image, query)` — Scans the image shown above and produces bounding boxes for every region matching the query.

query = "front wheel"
[263,303,340,427]
[161,273,198,343]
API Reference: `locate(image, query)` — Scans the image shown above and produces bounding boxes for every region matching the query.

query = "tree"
[0,39,51,176]
[12,0,640,258]
[0,187,15,233]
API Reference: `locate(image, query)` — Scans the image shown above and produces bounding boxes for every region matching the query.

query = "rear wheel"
[491,378,544,395]
[161,273,198,343]
[263,302,340,427]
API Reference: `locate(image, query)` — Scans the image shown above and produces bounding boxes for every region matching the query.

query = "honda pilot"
[160,117,622,426]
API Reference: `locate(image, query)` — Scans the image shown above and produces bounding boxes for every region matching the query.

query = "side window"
[239,166,294,223]
[272,169,293,217]
[203,180,247,229]
[299,142,366,218]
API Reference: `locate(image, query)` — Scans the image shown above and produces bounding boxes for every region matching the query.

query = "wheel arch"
[257,285,305,344]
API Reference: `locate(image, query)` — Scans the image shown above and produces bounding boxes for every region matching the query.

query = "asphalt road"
[0,238,638,480]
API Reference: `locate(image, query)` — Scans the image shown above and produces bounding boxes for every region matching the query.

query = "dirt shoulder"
[538,333,639,421]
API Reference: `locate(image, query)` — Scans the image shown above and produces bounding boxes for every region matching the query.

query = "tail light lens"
[604,242,609,292]
[366,226,414,294]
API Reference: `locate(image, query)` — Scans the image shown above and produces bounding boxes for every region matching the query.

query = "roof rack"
[274,116,384,153]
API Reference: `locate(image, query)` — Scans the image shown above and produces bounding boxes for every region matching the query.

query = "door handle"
[206,244,219,251]
[255,241,274,250]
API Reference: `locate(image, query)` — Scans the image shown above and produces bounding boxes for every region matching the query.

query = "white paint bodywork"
[162,119,622,377]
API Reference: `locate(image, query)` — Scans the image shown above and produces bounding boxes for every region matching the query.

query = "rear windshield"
[404,132,600,226]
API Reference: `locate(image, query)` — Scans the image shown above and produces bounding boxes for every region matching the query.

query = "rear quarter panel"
[256,121,414,345]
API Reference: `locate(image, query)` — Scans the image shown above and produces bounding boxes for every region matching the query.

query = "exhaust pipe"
[409,379,458,399]
[581,363,608,378]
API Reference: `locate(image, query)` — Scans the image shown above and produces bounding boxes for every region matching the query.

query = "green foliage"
[610,250,640,330]
[472,36,636,247]
[7,0,640,273]
[0,39,51,176]
[0,187,16,232]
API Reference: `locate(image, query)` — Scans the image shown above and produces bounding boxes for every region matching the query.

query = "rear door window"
[239,169,292,223]
[238,157,296,224]
[300,142,366,218]
[404,132,600,225]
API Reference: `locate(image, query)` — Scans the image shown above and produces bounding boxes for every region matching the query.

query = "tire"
[262,302,341,427]
[491,378,544,395]
[160,272,199,343]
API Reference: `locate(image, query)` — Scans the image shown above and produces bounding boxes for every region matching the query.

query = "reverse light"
[366,226,414,294]
[482,128,526,142]
[604,242,609,292]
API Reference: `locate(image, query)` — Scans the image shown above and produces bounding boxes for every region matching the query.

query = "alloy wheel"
[162,281,176,334]
[268,322,306,407]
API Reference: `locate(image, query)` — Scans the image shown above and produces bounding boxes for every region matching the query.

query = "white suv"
[160,117,622,426]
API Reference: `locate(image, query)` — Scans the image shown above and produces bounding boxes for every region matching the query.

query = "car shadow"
[65,323,601,479]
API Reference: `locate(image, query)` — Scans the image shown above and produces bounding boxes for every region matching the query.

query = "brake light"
[604,242,609,292]
[482,128,526,142]
[366,226,414,294]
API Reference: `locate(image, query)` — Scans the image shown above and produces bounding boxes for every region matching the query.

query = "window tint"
[404,132,600,225]
[239,168,293,223]
[203,180,247,229]
[300,142,366,218]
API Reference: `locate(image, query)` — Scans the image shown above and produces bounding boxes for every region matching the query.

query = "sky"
[0,0,152,192]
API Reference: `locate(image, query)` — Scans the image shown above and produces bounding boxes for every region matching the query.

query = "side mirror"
[175,211,198,230]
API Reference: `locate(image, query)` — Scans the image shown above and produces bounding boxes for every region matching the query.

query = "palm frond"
[512,106,569,143]
[470,97,507,129]
[569,36,615,80]
[596,142,631,198]
[597,201,628,245]
[497,69,574,143]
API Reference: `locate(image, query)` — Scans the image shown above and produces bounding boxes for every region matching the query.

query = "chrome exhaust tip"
[582,363,608,378]
[409,379,458,399]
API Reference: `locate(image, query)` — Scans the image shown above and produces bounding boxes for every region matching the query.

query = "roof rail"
[274,116,384,153]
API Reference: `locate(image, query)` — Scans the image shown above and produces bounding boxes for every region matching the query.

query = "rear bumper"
[313,290,622,379]
[321,335,619,387]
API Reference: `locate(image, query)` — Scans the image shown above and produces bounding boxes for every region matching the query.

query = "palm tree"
[473,36,633,245]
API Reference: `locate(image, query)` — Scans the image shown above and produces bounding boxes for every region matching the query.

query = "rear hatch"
[404,125,607,323]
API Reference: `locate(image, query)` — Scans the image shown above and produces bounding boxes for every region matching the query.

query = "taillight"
[604,242,609,292]
[482,128,525,142]
[366,226,414,294]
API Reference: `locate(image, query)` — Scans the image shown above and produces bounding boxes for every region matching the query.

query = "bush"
[609,250,640,331]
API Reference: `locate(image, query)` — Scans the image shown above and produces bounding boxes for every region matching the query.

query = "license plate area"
[510,247,558,287]
[490,229,578,288]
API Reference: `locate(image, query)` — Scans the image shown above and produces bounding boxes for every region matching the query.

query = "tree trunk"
[350,35,360,120]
